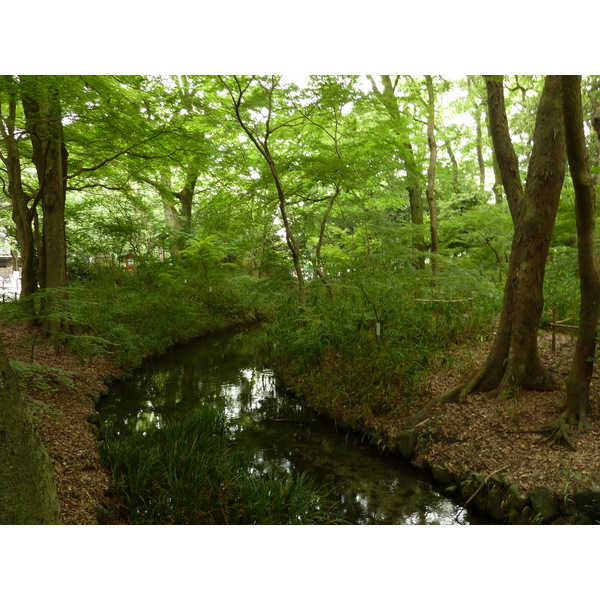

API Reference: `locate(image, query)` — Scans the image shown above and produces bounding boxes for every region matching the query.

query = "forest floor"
[288,329,600,500]
[409,331,600,496]
[2,320,599,524]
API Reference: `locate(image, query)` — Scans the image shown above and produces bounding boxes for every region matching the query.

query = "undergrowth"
[100,407,343,524]
[256,270,502,426]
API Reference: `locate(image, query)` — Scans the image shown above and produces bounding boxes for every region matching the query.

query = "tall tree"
[543,75,600,447]
[21,76,69,294]
[410,75,566,423]
[368,76,426,268]
[425,75,439,275]
[220,76,308,304]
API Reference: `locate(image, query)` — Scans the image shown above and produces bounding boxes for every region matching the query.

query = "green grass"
[100,406,342,524]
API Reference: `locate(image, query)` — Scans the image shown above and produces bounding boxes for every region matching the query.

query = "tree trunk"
[0,335,61,523]
[543,76,600,446]
[474,103,486,193]
[468,76,486,194]
[444,141,460,194]
[410,76,566,423]
[485,77,524,222]
[473,75,565,398]
[485,108,504,205]
[22,77,68,292]
[314,187,340,300]
[0,96,39,303]
[425,76,439,276]
[174,164,198,234]
[21,77,69,338]
[222,76,307,304]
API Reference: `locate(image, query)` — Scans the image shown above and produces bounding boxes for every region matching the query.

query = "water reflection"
[99,328,487,525]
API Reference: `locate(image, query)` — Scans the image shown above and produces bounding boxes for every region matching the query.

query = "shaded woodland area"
[1,75,600,525]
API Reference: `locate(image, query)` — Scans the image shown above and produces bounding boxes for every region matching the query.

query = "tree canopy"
[2,74,599,449]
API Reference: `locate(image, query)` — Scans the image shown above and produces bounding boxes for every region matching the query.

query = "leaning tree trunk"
[485,76,524,222]
[0,335,61,523]
[409,75,566,424]
[222,76,307,305]
[543,76,600,448]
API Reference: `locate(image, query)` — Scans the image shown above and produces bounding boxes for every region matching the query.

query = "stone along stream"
[98,327,489,524]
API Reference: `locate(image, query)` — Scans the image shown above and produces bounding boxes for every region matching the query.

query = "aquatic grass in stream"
[101,406,341,524]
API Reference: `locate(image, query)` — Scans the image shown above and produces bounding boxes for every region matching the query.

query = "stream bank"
[97,326,490,524]
[4,319,599,524]
[277,330,600,524]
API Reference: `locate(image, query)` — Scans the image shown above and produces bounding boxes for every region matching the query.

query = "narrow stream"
[99,327,489,524]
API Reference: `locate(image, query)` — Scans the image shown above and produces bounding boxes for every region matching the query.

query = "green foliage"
[10,360,75,391]
[101,406,341,524]
[62,259,270,368]
[8,360,72,425]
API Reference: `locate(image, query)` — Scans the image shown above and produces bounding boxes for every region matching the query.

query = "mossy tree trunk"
[21,77,68,292]
[0,335,61,524]
[21,76,69,337]
[485,77,524,222]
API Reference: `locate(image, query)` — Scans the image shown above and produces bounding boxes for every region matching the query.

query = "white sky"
[4,3,596,75]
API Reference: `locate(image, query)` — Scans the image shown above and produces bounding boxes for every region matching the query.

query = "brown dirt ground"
[2,320,598,524]
[411,330,600,495]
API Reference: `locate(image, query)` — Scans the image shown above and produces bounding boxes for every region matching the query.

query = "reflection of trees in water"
[99,329,478,524]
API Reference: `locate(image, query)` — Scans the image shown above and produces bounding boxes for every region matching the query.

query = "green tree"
[368,76,426,268]
[411,75,566,422]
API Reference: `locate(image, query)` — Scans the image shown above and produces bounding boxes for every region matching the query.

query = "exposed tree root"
[539,412,581,451]
[407,380,472,428]
[540,411,587,451]
[408,359,557,429]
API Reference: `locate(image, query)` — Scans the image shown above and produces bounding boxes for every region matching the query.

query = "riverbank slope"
[279,330,600,523]
[3,321,599,524]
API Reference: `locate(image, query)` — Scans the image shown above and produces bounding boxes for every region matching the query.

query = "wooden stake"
[552,307,556,352]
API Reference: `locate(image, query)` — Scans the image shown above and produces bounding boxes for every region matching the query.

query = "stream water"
[99,327,489,524]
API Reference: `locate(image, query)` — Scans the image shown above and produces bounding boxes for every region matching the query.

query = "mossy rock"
[398,431,415,459]
[530,485,560,523]
[486,485,506,521]
[431,464,452,484]
[574,487,600,519]
[512,505,536,525]
[505,483,528,513]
